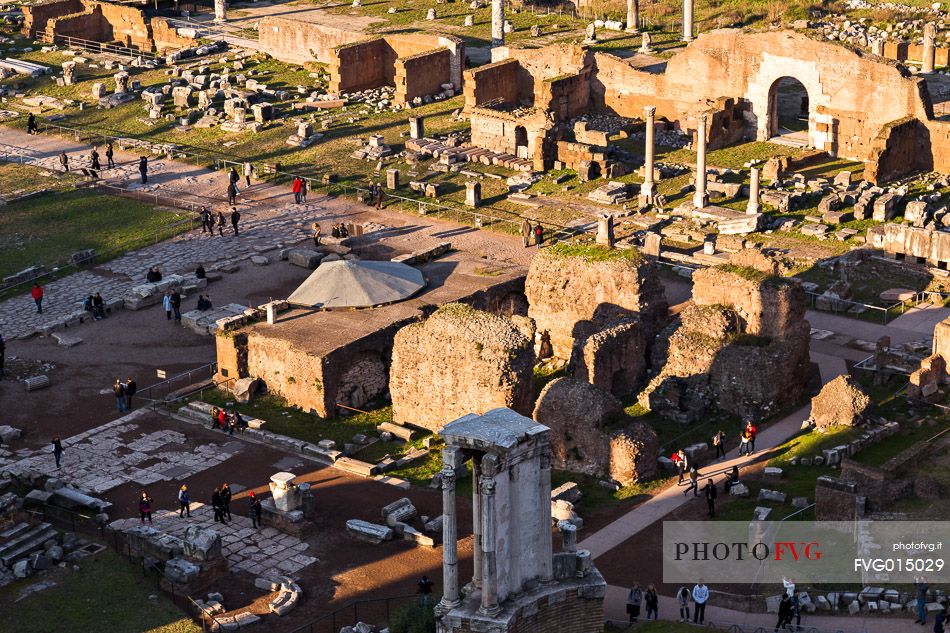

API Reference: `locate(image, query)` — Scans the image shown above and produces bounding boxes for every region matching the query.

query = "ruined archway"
[768,76,810,146]
[514,125,529,159]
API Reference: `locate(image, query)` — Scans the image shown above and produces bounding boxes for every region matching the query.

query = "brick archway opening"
[767,76,811,148]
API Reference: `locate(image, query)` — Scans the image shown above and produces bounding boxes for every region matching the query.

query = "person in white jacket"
[693,581,709,624]
[162,291,172,321]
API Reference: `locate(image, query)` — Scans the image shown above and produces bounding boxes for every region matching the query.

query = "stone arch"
[747,53,834,153]
[514,125,529,159]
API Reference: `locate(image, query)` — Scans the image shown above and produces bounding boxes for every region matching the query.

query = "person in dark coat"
[230,207,240,236]
[90,147,101,171]
[226,182,237,205]
[534,223,544,248]
[200,207,211,234]
[228,167,240,193]
[59,151,69,172]
[170,289,182,321]
[774,593,793,632]
[704,478,717,517]
[712,429,726,459]
[216,211,226,237]
[195,264,206,279]
[105,142,115,168]
[27,113,37,135]
[51,437,64,469]
[211,487,225,523]
[139,491,153,524]
[645,584,659,621]
[220,483,232,521]
[138,156,148,184]
[250,491,262,528]
[626,583,643,623]
[125,376,136,411]
[178,484,191,518]
[92,293,105,319]
[113,378,127,413]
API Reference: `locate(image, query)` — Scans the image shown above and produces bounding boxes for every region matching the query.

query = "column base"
[681,35,694,42]
[478,604,502,617]
[625,27,640,33]
[746,203,761,215]
[639,181,657,206]
[692,193,708,209]
[437,598,462,613]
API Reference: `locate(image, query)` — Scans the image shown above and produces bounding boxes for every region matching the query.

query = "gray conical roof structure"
[287,260,426,308]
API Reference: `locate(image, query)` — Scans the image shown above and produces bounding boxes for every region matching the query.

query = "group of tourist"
[626,581,708,624]
[366,181,384,209]
[199,207,240,236]
[162,289,183,322]
[82,292,107,320]
[519,218,545,248]
[292,176,308,204]
[175,483,262,528]
[209,405,247,436]
[112,377,137,413]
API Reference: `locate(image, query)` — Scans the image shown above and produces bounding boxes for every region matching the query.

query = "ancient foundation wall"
[22,0,83,39]
[691,267,806,339]
[94,1,153,49]
[244,331,330,416]
[867,223,950,266]
[258,17,365,65]
[538,70,591,121]
[395,48,451,106]
[469,107,551,160]
[883,40,950,66]
[46,9,107,43]
[330,38,390,94]
[464,59,521,110]
[865,116,934,183]
[151,17,197,52]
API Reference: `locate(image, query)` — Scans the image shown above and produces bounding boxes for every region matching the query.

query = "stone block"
[287,248,322,269]
[345,519,392,543]
[757,488,786,503]
[165,558,200,584]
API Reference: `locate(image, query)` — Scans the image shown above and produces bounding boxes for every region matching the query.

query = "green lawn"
[0,548,201,633]
[0,186,190,278]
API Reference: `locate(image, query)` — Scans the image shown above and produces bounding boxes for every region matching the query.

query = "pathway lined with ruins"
[0,126,534,340]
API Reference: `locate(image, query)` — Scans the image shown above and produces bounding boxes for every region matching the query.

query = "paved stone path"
[1,410,241,494]
[110,505,318,578]
[0,126,535,340]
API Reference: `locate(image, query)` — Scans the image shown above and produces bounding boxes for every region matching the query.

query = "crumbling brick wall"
[389,303,535,431]
[21,0,83,39]
[864,116,934,183]
[258,17,365,65]
[330,38,389,94]
[395,48,451,106]
[464,59,521,111]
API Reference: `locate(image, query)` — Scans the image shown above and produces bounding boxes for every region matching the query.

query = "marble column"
[640,105,657,205]
[471,458,482,589]
[538,452,553,583]
[746,167,761,214]
[478,456,500,615]
[439,461,461,608]
[626,0,639,32]
[692,113,708,209]
[491,0,505,48]
[214,0,227,22]
[923,23,937,73]
[682,0,694,42]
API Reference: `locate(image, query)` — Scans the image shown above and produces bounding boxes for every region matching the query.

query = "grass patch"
[546,241,645,264]
[0,547,200,633]
[0,188,189,278]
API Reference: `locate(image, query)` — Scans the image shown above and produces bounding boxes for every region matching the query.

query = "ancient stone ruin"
[810,374,871,430]
[640,252,814,422]
[533,377,658,485]
[389,303,534,431]
[436,408,605,632]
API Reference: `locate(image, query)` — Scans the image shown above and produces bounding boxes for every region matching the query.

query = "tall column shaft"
[538,454,553,582]
[923,23,937,73]
[640,105,657,205]
[478,474,500,615]
[491,0,505,48]
[214,0,227,22]
[746,167,761,214]
[692,114,708,208]
[439,464,460,607]
[626,0,639,32]
[682,0,694,41]
[471,459,482,589]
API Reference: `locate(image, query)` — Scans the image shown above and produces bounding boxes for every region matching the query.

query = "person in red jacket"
[292,176,302,204]
[745,421,758,454]
[31,283,43,314]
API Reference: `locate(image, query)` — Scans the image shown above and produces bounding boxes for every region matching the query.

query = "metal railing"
[137,361,219,403]
[40,33,160,61]
[286,593,418,633]
[805,288,950,324]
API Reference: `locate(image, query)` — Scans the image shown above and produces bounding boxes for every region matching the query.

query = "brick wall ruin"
[23,0,193,52]
[259,17,462,105]
[389,303,535,431]
[866,222,950,266]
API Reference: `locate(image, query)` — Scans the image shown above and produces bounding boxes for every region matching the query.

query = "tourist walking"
[51,437,64,469]
[139,491,153,524]
[375,181,384,209]
[417,575,434,607]
[125,376,136,411]
[221,483,232,521]
[775,592,793,632]
[676,585,691,622]
[243,161,253,187]
[704,477,717,517]
[90,147,101,171]
[790,588,802,629]
[170,289,182,321]
[178,484,191,518]
[113,378,127,413]
[916,577,930,625]
[534,222,544,248]
[249,491,262,528]
[626,583,642,623]
[27,112,37,135]
[312,222,321,247]
[211,487,226,523]
[739,427,753,456]
[105,142,115,168]
[645,584,658,621]
[683,467,699,497]
[230,207,240,236]
[31,282,44,314]
[216,211,226,237]
[746,420,758,453]
[226,181,237,205]
[292,176,302,204]
[209,406,220,430]
[520,218,532,247]
[139,156,148,184]
[692,581,709,624]
[0,333,5,378]
[674,448,688,483]
[200,207,211,234]
[299,177,308,203]
[712,429,726,459]
[228,167,240,193]
[162,290,173,320]
[59,151,69,172]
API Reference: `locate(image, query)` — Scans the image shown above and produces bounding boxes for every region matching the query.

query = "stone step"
[0,522,30,540]
[0,523,56,566]
[334,457,379,478]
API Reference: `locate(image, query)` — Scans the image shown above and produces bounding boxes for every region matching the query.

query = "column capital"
[440,465,457,489]
[697,112,707,126]
[644,105,656,118]
[479,476,496,496]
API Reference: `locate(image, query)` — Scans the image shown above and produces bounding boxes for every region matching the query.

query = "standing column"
[214,0,227,22]
[923,23,937,73]
[746,167,761,214]
[681,0,694,42]
[439,461,461,608]
[491,0,505,48]
[626,0,639,32]
[471,458,482,589]
[640,105,657,205]
[692,113,708,209]
[478,460,500,616]
[538,452,554,583]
